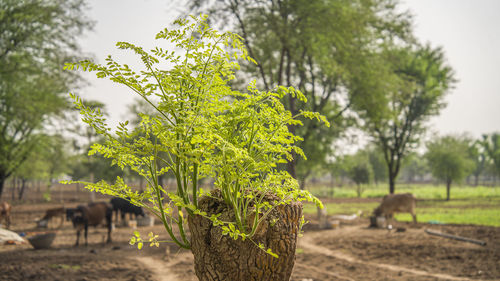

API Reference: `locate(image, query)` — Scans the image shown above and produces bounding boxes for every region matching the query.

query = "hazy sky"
[77,0,500,139]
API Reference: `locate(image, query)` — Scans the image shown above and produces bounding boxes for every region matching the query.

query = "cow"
[373,193,417,225]
[66,202,112,246]
[38,207,65,228]
[0,202,11,229]
[110,197,145,225]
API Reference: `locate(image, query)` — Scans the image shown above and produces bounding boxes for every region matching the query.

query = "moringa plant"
[64,15,327,256]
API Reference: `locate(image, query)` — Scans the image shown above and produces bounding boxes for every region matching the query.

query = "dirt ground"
[0,199,499,281]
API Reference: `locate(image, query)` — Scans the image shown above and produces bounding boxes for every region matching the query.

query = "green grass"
[394,207,500,226]
[303,202,379,217]
[304,184,500,227]
[308,184,500,200]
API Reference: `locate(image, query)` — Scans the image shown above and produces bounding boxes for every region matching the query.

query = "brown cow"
[38,207,65,228]
[66,202,112,246]
[373,193,417,224]
[0,202,12,228]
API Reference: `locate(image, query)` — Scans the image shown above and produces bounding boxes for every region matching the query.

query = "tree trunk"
[12,177,17,201]
[299,178,306,190]
[18,178,27,200]
[389,174,396,194]
[188,191,302,281]
[89,171,95,202]
[0,176,5,200]
[446,179,451,201]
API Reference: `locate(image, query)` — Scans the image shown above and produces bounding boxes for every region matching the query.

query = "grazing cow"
[373,193,417,224]
[110,197,145,224]
[66,202,112,246]
[38,207,65,228]
[0,202,11,229]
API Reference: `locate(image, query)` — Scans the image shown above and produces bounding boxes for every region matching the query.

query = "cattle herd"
[0,193,418,246]
[0,197,146,247]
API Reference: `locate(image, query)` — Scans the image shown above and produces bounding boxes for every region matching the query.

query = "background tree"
[483,133,500,184]
[41,134,71,188]
[0,0,93,198]
[345,153,373,197]
[351,44,456,194]
[9,133,71,201]
[468,136,487,186]
[68,100,118,201]
[10,140,46,201]
[68,143,124,184]
[328,156,349,189]
[125,98,170,190]
[425,135,475,200]
[400,153,428,183]
[361,145,387,186]
[189,0,412,187]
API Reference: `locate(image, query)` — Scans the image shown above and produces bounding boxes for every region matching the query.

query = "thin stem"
[176,206,190,245]
[192,163,199,208]
[148,157,189,249]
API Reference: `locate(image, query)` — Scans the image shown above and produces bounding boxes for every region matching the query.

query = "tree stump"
[188,191,302,281]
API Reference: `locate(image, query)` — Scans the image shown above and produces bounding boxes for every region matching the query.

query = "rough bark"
[389,174,396,194]
[18,178,27,200]
[188,191,302,281]
[446,179,451,201]
[0,176,5,200]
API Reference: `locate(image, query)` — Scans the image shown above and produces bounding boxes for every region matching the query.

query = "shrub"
[64,15,327,256]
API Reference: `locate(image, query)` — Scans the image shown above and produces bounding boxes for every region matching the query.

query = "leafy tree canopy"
[482,133,500,178]
[188,0,413,184]
[400,152,428,183]
[425,135,474,200]
[351,44,456,193]
[0,0,93,197]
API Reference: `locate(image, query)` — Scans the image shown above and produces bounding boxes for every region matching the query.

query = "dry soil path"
[135,256,180,281]
[299,226,471,281]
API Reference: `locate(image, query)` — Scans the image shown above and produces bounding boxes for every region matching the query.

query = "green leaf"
[266,249,279,258]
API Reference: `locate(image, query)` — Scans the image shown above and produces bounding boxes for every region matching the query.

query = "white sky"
[401,0,500,139]
[77,0,500,140]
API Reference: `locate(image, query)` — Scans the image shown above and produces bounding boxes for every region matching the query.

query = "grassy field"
[304,184,500,227]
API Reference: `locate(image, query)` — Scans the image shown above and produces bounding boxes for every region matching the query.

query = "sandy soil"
[0,200,499,281]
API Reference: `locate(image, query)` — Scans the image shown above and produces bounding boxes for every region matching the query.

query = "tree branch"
[229,0,270,90]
